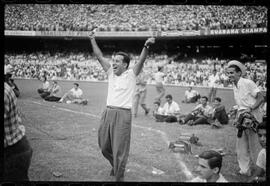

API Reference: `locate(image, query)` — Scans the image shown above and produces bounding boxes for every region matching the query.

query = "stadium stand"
[5,5,267,32]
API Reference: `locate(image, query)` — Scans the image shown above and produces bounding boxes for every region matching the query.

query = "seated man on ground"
[37,76,50,99]
[183,86,200,103]
[179,96,213,126]
[152,101,165,122]
[191,150,228,182]
[209,97,229,128]
[59,83,88,105]
[249,120,266,183]
[43,81,62,102]
[160,94,181,123]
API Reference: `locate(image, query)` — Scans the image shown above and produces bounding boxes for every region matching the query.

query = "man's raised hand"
[145,37,155,47]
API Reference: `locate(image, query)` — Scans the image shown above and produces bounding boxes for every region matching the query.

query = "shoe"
[238,170,251,177]
[145,108,150,115]
[178,119,185,125]
[187,120,194,126]
[82,99,88,105]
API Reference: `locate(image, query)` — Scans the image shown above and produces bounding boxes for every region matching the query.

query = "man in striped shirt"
[3,82,33,181]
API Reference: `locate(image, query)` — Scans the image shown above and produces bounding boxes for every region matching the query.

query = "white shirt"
[162,101,180,116]
[208,74,220,88]
[185,90,198,99]
[154,107,165,115]
[194,104,213,117]
[256,148,266,171]
[42,81,50,90]
[51,84,62,97]
[154,71,165,83]
[233,77,261,110]
[107,67,136,109]
[70,87,83,98]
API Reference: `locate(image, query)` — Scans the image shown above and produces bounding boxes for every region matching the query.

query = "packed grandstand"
[5,5,267,31]
[4,4,267,91]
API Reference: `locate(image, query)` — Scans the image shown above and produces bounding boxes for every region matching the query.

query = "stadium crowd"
[5,52,267,91]
[5,5,267,32]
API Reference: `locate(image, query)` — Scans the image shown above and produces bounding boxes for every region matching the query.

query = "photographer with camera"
[227,60,264,177]
[179,96,213,126]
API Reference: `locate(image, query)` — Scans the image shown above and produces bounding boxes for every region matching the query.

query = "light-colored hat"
[4,64,13,75]
[227,60,246,76]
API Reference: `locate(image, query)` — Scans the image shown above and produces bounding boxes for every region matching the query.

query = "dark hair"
[201,96,208,102]
[199,150,222,173]
[165,94,173,100]
[74,83,79,87]
[158,66,162,71]
[154,101,160,106]
[257,121,266,131]
[214,97,221,102]
[228,64,242,74]
[115,51,130,69]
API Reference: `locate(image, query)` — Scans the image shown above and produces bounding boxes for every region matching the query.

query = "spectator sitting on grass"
[191,150,227,182]
[37,76,50,99]
[249,119,266,183]
[161,94,181,123]
[209,97,229,128]
[152,101,165,122]
[43,81,62,102]
[59,83,88,105]
[183,86,200,103]
[179,96,213,126]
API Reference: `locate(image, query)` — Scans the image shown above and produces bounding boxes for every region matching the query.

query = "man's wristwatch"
[144,44,149,49]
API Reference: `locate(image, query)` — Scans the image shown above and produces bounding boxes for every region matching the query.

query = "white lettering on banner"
[209,28,267,35]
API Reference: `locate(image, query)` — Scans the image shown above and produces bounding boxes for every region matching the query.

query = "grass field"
[15,79,262,182]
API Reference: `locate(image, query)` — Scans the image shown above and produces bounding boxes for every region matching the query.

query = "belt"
[107,105,131,111]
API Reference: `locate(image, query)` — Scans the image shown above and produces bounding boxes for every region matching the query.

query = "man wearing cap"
[5,64,20,97]
[227,60,265,176]
[89,30,155,181]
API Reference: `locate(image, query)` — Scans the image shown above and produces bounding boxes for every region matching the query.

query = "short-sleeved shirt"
[208,74,220,88]
[154,71,165,83]
[107,67,136,109]
[154,107,165,115]
[162,101,180,116]
[51,84,62,97]
[185,90,198,99]
[256,148,266,171]
[194,104,213,117]
[70,87,83,98]
[233,77,261,110]
[43,81,50,90]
